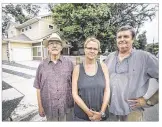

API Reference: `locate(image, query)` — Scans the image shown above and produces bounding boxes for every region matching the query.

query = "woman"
[72,37,110,121]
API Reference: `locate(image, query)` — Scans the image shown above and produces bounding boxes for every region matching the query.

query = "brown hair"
[117,25,136,39]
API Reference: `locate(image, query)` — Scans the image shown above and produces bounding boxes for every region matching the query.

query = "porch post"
[67,48,70,55]
[41,41,43,60]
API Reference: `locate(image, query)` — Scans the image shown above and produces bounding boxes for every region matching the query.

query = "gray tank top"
[74,61,109,120]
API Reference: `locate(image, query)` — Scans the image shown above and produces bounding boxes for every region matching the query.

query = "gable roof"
[33,29,59,41]
[15,17,41,29]
[3,32,73,48]
[15,13,52,29]
[5,21,19,31]
[8,33,32,41]
[5,13,53,33]
[3,33,33,43]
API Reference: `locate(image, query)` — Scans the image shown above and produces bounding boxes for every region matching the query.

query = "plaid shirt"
[34,56,74,117]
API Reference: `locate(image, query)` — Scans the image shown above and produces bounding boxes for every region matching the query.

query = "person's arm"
[37,89,45,117]
[146,52,159,82]
[67,60,75,108]
[100,62,110,113]
[33,63,45,117]
[72,65,93,117]
[142,53,159,106]
[128,52,159,108]
[128,90,159,108]
[146,90,159,105]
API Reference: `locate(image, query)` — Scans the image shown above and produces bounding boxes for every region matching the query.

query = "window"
[25,27,28,31]
[37,47,41,56]
[49,25,53,29]
[33,47,41,56]
[22,29,24,32]
[29,26,32,29]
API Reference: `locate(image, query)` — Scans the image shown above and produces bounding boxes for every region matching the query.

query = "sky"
[139,5,158,44]
[38,3,159,44]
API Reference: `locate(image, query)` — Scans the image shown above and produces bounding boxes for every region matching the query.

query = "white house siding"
[39,16,56,37]
[38,17,57,38]
[21,22,39,40]
[2,43,8,61]
[7,24,20,38]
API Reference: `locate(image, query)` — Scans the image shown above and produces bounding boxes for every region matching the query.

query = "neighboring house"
[2,14,72,62]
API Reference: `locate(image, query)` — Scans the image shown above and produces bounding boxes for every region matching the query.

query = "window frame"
[49,25,53,29]
[33,46,42,57]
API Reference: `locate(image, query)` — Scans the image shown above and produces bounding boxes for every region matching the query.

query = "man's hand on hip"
[127,97,146,109]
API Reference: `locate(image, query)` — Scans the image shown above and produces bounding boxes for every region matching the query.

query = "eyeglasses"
[48,42,61,46]
[85,47,98,51]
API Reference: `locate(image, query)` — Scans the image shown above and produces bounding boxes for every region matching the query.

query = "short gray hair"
[117,25,136,39]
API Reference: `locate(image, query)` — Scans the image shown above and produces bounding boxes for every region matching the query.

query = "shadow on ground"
[2,96,24,121]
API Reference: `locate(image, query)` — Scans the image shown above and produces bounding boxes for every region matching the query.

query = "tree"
[133,39,140,49]
[145,43,159,55]
[136,31,147,50]
[47,3,55,12]
[3,4,28,24]
[22,4,41,18]
[51,3,157,53]
[2,4,40,34]
[2,13,11,36]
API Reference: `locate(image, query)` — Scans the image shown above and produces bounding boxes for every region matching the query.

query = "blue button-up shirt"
[104,49,159,115]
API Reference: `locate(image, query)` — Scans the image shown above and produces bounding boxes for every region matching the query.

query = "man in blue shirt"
[104,25,159,121]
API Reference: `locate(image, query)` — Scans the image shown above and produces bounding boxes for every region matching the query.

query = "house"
[2,14,72,62]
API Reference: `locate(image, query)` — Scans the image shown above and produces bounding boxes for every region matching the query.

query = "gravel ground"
[2,60,37,70]
[2,68,35,79]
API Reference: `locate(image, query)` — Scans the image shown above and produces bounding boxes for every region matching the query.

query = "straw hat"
[43,33,64,47]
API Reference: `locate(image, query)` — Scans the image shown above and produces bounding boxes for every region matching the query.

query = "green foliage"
[133,39,140,49]
[2,14,11,35]
[145,43,159,55]
[22,4,41,18]
[51,3,157,53]
[136,31,147,50]
[47,3,56,12]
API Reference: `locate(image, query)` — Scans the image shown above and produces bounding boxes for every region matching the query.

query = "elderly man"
[104,25,159,121]
[33,33,74,121]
